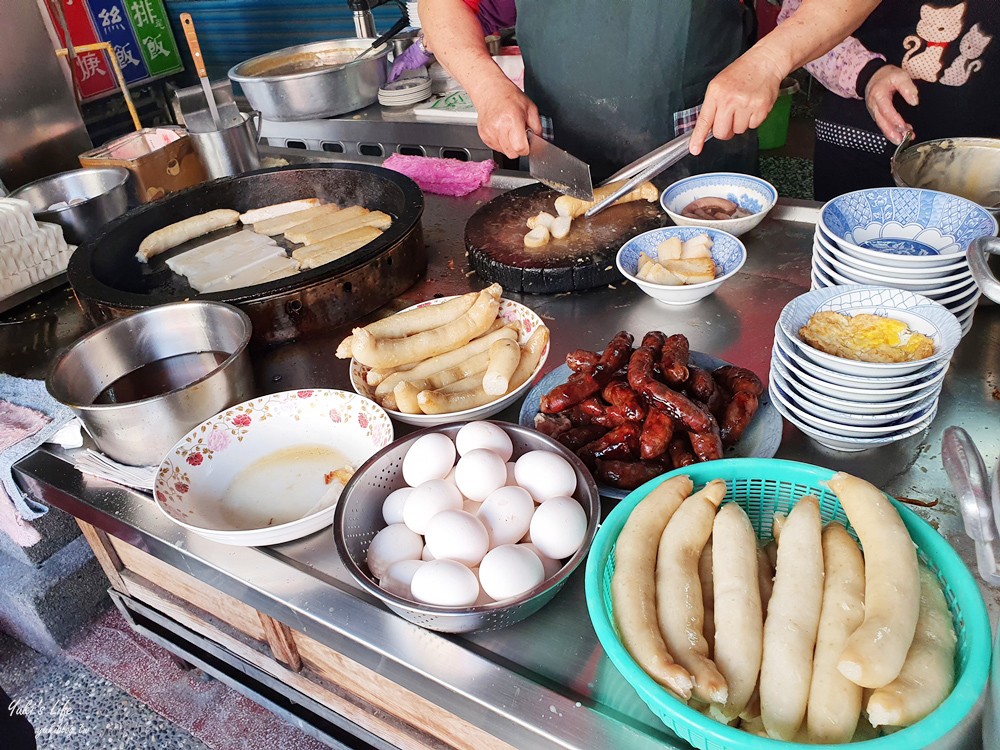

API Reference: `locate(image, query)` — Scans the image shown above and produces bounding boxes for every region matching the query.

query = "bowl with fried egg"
[777,285,962,377]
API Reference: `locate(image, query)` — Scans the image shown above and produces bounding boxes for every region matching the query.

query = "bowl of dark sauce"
[47,301,254,466]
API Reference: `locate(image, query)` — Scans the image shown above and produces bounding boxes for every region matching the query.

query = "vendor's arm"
[419,0,540,158]
[689,0,881,155]
[776,0,916,144]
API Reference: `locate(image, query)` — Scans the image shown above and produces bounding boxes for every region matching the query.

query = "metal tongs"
[941,426,1000,586]
[584,131,714,219]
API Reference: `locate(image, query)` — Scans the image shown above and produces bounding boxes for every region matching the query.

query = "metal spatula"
[527,131,594,201]
[180,13,221,130]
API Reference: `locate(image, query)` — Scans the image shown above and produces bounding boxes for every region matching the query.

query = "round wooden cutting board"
[465,183,670,293]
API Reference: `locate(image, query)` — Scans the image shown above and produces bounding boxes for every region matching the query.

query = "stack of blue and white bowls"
[770,285,962,452]
[811,187,998,337]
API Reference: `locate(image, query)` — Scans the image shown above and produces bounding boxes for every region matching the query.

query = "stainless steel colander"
[333,421,600,633]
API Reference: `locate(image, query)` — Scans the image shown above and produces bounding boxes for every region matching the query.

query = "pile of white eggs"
[366,422,589,608]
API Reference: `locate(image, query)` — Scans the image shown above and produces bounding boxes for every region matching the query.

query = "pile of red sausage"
[534,331,763,490]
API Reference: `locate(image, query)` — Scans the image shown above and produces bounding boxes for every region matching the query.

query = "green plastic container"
[757,78,800,151]
[585,458,992,750]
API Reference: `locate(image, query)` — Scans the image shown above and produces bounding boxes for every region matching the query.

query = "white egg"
[367,524,423,579]
[519,543,563,580]
[505,462,517,486]
[529,495,588,560]
[424,509,490,567]
[455,421,513,461]
[454,448,508,501]
[410,559,480,607]
[403,479,463,534]
[402,433,456,487]
[514,450,577,502]
[477,486,534,547]
[478,544,545,601]
[382,487,412,525]
[380,559,424,599]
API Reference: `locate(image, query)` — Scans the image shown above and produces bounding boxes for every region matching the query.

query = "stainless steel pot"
[969,236,1000,305]
[187,112,262,179]
[892,134,1000,219]
[47,301,254,466]
[229,38,389,121]
[9,167,129,245]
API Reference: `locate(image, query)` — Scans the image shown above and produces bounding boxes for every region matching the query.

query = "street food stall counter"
[6,156,999,749]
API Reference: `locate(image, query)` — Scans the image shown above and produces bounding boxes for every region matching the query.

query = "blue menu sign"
[87,0,150,82]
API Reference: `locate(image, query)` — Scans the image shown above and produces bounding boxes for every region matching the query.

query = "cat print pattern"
[902,2,992,85]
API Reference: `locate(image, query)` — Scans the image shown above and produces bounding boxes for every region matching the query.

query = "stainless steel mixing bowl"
[47,301,254,466]
[9,167,129,245]
[334,421,601,633]
[892,136,1000,219]
[229,38,390,121]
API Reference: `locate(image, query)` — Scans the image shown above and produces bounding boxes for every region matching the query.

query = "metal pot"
[187,112,262,179]
[9,167,129,245]
[229,38,389,121]
[46,301,254,466]
[969,236,1000,305]
[892,134,1000,219]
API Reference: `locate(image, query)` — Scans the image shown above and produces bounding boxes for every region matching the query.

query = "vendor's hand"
[471,78,542,159]
[690,48,785,155]
[388,42,433,83]
[864,65,918,145]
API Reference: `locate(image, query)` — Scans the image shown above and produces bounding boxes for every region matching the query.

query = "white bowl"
[819,187,998,267]
[769,382,939,452]
[659,172,776,237]
[814,229,970,277]
[350,296,550,426]
[154,389,394,546]
[770,378,938,436]
[813,239,974,292]
[778,285,962,377]
[616,226,747,305]
[770,352,942,413]
[771,338,950,402]
[770,364,940,427]
[813,251,979,301]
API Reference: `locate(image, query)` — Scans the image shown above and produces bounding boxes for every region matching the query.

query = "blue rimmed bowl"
[819,187,998,267]
[660,172,777,236]
[617,226,746,305]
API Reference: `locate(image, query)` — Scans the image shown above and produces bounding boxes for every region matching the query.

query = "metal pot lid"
[68,164,423,310]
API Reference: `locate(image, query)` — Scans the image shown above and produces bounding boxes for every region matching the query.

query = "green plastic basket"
[585,458,991,750]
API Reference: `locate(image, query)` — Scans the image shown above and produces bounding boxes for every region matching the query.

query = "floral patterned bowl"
[350,296,550,426]
[154,389,393,546]
[660,172,777,237]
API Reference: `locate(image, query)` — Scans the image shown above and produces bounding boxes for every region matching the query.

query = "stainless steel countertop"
[6,154,998,749]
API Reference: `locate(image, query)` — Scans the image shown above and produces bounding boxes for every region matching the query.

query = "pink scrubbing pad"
[383,154,495,196]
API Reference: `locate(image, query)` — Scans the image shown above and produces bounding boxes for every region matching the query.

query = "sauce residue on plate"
[220,444,350,530]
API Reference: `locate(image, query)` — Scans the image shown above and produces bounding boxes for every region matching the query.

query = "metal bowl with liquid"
[892,135,1000,218]
[47,301,254,466]
[229,38,390,121]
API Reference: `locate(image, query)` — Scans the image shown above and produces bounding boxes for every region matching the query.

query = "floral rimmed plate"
[154,389,393,546]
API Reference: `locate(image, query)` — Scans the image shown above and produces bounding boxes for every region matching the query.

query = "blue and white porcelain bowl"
[660,172,777,237]
[617,226,746,305]
[777,285,962,377]
[819,187,998,267]
[812,247,977,296]
[814,228,969,277]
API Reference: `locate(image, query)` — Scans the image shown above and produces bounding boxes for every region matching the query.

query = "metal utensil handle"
[968,236,1000,304]
[179,13,208,79]
[942,426,996,542]
[890,129,915,173]
[585,131,706,219]
[600,131,700,187]
[357,15,409,61]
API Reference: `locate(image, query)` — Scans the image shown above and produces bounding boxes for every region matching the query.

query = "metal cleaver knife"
[527,131,594,201]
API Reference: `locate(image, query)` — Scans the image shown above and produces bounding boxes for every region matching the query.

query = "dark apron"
[517,0,758,181]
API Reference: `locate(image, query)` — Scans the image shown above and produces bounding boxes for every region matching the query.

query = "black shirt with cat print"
[814,0,998,198]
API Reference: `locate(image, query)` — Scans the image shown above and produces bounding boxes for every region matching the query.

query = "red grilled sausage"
[627,346,712,433]
[596,459,669,490]
[720,391,759,446]
[660,334,690,387]
[639,407,674,461]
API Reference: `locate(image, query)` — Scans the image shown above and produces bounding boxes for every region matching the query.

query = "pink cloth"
[0,399,49,547]
[777,0,885,99]
[383,154,495,196]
